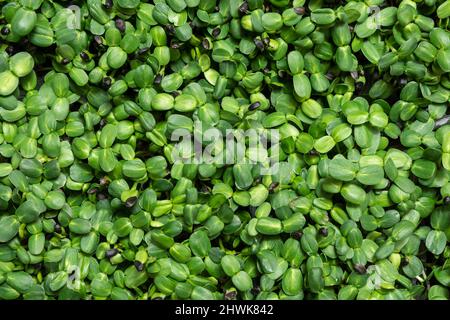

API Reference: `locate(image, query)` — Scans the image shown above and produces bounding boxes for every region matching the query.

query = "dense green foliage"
[0,0,449,300]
